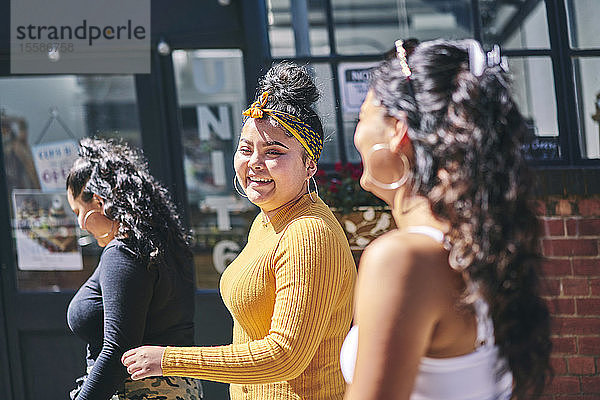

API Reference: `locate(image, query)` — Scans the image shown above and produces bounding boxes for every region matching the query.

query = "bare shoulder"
[360,229,448,279]
[355,230,452,317]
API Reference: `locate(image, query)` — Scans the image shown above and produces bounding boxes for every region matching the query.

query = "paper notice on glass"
[338,62,379,114]
[31,140,79,192]
[12,190,83,270]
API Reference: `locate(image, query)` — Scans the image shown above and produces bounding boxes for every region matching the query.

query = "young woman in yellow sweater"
[122,62,357,400]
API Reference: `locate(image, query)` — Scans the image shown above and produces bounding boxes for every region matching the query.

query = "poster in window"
[338,62,379,114]
[31,140,79,192]
[12,190,83,271]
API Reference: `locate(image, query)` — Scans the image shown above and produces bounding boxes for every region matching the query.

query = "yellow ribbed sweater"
[162,194,356,399]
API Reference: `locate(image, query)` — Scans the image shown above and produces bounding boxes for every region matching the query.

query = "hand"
[121,346,166,380]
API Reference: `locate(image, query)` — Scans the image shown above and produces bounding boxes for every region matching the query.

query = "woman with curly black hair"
[66,138,202,400]
[340,39,552,400]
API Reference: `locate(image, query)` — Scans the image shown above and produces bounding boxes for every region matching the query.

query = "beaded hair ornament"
[242,91,323,162]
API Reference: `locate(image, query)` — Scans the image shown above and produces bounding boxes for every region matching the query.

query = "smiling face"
[234,118,316,214]
[67,189,116,247]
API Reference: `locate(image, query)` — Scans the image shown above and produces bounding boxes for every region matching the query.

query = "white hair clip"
[467,40,486,77]
[486,44,509,72]
[467,40,509,77]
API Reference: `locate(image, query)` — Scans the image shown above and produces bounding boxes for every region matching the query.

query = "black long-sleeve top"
[67,238,195,400]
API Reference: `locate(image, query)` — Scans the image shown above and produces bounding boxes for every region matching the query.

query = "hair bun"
[259,62,319,110]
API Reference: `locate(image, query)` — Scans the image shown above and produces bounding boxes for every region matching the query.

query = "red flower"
[334,161,343,172]
[329,183,339,193]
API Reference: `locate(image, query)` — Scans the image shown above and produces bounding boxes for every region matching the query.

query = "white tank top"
[339,226,513,400]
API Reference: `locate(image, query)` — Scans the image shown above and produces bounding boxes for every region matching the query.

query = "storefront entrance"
[0,1,269,399]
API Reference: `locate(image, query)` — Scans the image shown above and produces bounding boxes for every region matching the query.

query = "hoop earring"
[83,209,101,231]
[96,220,115,239]
[307,176,319,203]
[364,143,411,190]
[233,175,247,198]
[83,209,114,239]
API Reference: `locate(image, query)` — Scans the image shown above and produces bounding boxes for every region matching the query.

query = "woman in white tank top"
[342,39,552,400]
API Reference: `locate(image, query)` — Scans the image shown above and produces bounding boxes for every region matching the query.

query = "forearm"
[76,346,129,400]
[162,334,309,384]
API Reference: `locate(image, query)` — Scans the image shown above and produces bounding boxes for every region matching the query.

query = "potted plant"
[315,162,395,250]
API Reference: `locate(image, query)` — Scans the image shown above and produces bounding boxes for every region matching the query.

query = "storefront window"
[311,63,339,164]
[508,57,560,160]
[172,48,256,290]
[480,0,550,50]
[0,75,142,291]
[566,0,600,49]
[267,0,330,57]
[336,61,379,163]
[573,57,600,159]
[332,0,472,55]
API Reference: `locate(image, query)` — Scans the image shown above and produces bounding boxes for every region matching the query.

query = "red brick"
[579,199,600,217]
[545,376,580,394]
[579,218,600,236]
[577,299,600,316]
[542,259,573,277]
[553,336,577,354]
[541,278,562,297]
[552,356,568,375]
[581,376,600,393]
[543,239,598,257]
[553,317,600,335]
[568,357,596,375]
[579,337,600,355]
[544,218,566,237]
[563,278,590,296]
[567,218,579,236]
[591,279,600,296]
[573,259,600,276]
[547,298,575,314]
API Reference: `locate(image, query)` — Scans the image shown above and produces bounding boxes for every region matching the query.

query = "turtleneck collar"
[260,193,319,232]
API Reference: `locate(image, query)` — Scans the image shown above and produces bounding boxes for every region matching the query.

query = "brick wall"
[538,195,600,399]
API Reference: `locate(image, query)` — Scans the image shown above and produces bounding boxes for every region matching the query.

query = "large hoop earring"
[364,143,411,190]
[233,175,248,198]
[307,176,319,203]
[83,208,114,238]
[96,220,115,239]
[83,209,101,231]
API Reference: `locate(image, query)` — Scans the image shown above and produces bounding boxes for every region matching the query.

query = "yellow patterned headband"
[242,92,323,162]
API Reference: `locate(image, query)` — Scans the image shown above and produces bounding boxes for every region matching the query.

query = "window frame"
[267,0,600,168]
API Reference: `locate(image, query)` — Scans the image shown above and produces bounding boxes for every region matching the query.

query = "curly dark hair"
[370,39,552,399]
[66,138,192,268]
[255,62,324,159]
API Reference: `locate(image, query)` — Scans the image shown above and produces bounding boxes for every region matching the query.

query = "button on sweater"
[162,194,356,400]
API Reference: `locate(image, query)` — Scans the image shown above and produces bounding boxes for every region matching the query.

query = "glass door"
[171,49,255,290]
[0,74,143,400]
